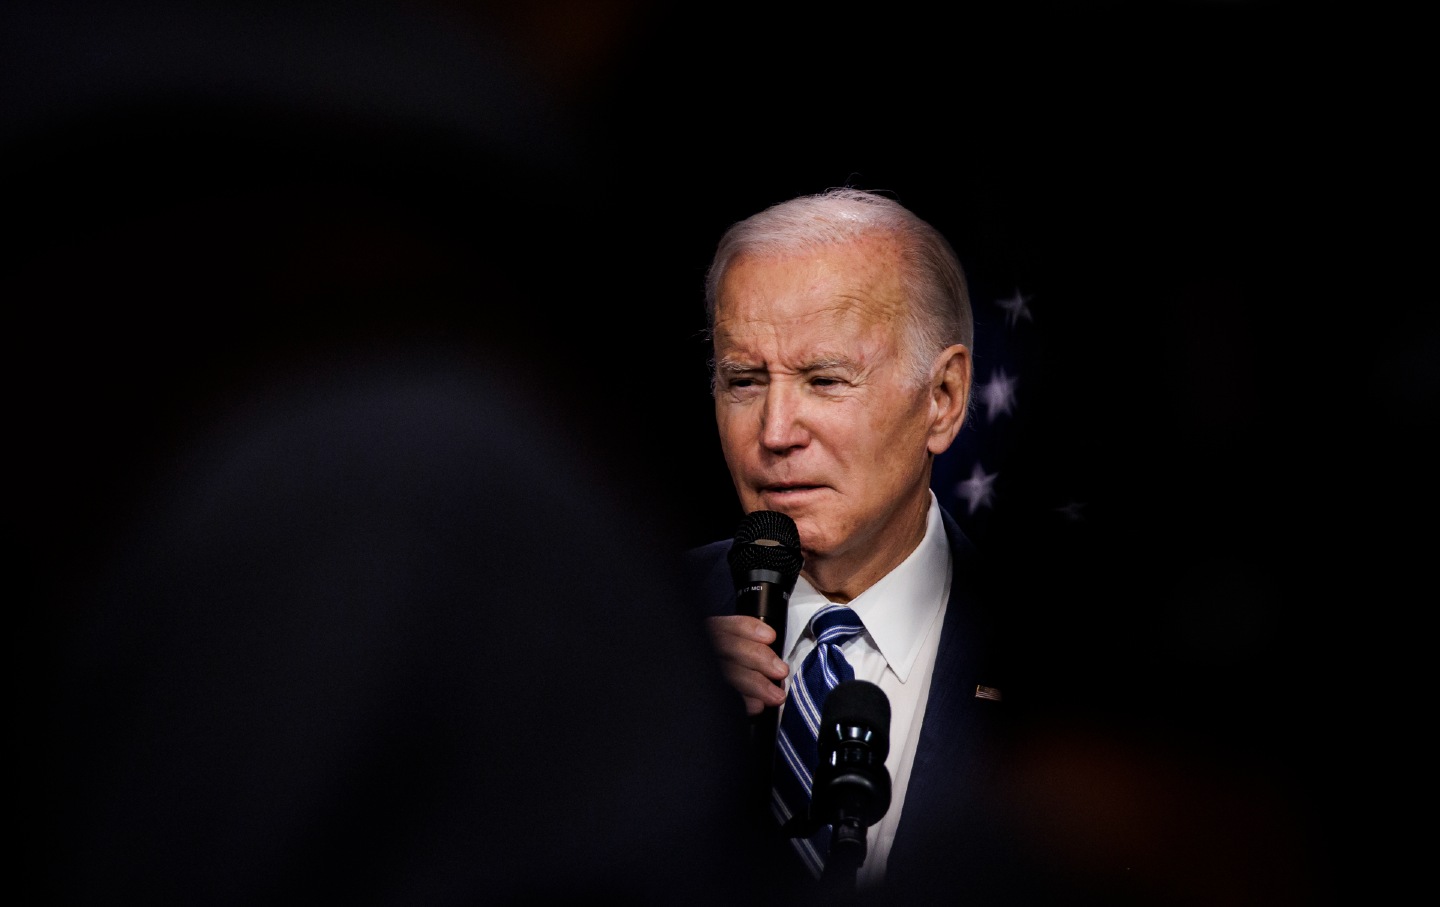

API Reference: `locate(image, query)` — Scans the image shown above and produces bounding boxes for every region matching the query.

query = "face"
[712,236,963,596]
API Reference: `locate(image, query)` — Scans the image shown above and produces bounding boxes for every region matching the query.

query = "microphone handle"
[735,571,789,660]
[736,575,790,820]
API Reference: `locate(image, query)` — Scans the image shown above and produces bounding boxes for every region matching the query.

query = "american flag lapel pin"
[974,685,1002,701]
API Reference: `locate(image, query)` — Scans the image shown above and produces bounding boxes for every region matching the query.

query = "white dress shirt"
[779,491,951,888]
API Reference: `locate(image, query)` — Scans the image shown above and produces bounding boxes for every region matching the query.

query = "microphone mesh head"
[816,679,892,823]
[822,679,892,743]
[727,510,803,581]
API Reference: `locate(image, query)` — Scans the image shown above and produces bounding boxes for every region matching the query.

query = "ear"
[926,344,971,455]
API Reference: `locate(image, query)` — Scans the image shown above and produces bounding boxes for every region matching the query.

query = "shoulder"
[684,538,731,561]
[682,539,735,619]
[938,504,977,558]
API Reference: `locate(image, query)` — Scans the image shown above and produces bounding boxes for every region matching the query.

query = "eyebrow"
[715,356,853,376]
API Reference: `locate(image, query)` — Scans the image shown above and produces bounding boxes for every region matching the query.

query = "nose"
[758,382,810,454]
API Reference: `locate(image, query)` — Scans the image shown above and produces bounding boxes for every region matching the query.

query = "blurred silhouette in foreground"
[10,2,754,904]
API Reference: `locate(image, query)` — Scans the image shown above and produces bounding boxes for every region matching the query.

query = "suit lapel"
[887,507,1006,877]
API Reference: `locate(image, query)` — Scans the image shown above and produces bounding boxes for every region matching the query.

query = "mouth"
[758,483,824,499]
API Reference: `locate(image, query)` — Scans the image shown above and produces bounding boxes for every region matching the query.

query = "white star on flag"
[939,287,1088,536]
[978,368,1018,423]
[956,463,998,515]
[995,289,1034,327]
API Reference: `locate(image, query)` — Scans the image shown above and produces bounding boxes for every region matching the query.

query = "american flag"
[934,285,1087,543]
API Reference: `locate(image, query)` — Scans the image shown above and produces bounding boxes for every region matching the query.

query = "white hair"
[703,187,972,388]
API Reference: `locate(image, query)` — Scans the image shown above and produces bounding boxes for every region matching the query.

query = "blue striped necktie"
[772,603,866,878]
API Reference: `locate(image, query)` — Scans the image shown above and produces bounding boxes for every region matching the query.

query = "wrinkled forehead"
[711,240,911,374]
[714,235,908,330]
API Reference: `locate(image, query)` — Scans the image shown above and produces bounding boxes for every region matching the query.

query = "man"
[687,187,1053,904]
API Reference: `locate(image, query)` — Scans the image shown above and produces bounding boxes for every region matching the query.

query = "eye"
[720,373,765,395]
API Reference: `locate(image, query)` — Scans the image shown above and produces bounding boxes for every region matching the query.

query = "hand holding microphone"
[704,511,803,716]
[728,509,804,653]
[707,513,895,876]
[705,511,803,821]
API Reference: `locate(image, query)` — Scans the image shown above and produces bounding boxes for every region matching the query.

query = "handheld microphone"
[727,510,803,660]
[810,679,892,873]
[727,511,803,818]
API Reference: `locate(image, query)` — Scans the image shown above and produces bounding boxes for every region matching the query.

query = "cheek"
[715,410,757,475]
[861,401,929,466]
[715,407,743,451]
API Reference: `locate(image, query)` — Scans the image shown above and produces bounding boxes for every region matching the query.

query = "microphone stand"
[799,679,892,899]
[778,812,861,899]
[818,815,865,896]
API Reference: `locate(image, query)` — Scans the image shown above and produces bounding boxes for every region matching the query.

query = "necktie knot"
[809,604,864,646]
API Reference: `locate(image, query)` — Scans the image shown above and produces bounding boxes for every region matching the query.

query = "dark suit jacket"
[684,505,1066,906]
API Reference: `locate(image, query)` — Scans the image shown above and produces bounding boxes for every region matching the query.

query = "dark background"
[10,1,1427,904]
[586,5,1427,902]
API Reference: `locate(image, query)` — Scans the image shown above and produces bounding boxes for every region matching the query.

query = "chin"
[789,515,834,559]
